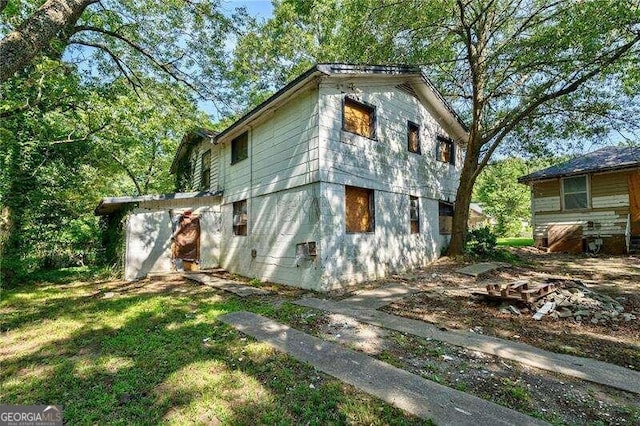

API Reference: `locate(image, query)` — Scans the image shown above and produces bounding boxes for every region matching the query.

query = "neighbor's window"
[232,200,248,236]
[439,201,454,235]
[436,135,454,164]
[343,97,375,139]
[200,149,211,190]
[408,121,420,154]
[410,195,420,234]
[345,186,375,233]
[563,175,589,210]
[231,131,248,164]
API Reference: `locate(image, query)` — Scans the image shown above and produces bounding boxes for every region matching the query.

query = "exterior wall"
[125,196,222,280]
[529,171,632,252]
[316,77,462,287]
[219,183,323,289]
[216,87,323,289]
[186,141,220,191]
[319,182,443,290]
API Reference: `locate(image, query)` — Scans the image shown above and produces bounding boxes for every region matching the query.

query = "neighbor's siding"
[316,77,462,287]
[530,171,631,247]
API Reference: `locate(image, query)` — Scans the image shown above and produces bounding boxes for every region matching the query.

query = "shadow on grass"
[1,276,423,425]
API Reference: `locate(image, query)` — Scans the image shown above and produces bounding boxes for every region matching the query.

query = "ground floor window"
[345,186,375,233]
[233,200,247,236]
[410,196,420,234]
[439,201,454,235]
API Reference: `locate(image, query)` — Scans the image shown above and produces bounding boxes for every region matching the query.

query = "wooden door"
[629,170,640,235]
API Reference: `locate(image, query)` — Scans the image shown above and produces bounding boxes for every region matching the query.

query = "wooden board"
[629,170,640,235]
[547,224,583,253]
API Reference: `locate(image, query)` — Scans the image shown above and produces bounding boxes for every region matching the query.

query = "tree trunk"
[0,0,94,82]
[446,139,480,256]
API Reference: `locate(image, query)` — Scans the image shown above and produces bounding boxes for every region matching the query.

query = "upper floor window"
[562,175,589,210]
[410,195,420,234]
[408,122,420,154]
[345,186,375,233]
[233,200,248,236]
[343,97,376,139]
[231,131,248,164]
[436,135,454,165]
[200,149,211,190]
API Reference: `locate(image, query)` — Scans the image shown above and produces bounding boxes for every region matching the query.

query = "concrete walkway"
[185,274,270,297]
[340,282,420,309]
[220,311,547,426]
[294,297,640,395]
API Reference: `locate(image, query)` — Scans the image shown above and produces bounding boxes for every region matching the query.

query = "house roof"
[94,190,221,216]
[518,146,640,184]
[170,64,469,174]
[169,128,219,174]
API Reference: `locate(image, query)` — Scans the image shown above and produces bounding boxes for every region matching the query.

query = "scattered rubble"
[479,278,638,323]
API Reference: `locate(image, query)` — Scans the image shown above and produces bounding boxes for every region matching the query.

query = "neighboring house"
[518,146,640,254]
[468,203,493,229]
[95,64,468,290]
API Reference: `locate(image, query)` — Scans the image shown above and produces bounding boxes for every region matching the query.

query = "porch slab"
[185,274,270,297]
[340,283,420,309]
[219,311,546,426]
[455,262,509,277]
[294,297,640,395]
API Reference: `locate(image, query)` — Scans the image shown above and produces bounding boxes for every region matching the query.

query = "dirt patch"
[374,250,640,370]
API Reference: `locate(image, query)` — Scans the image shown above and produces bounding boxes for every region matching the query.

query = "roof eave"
[518,163,640,184]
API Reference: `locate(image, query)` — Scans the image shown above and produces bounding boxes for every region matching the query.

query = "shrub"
[466,226,497,257]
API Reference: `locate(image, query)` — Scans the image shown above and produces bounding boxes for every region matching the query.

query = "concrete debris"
[531,282,632,323]
[456,262,510,277]
[533,301,556,320]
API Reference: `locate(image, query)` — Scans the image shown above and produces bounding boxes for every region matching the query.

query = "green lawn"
[0,268,422,425]
[496,237,534,247]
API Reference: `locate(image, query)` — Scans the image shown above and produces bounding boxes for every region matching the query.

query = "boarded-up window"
[408,122,420,154]
[436,136,454,164]
[563,176,588,210]
[201,150,211,190]
[439,201,454,235]
[231,132,248,164]
[343,98,375,139]
[345,186,374,233]
[410,195,420,234]
[233,200,248,236]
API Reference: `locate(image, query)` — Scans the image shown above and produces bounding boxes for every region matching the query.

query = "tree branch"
[0,0,98,82]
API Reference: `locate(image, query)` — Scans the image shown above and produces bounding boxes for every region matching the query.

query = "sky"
[197,1,274,118]
[226,0,274,18]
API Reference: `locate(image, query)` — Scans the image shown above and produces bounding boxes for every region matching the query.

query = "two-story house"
[95,64,468,290]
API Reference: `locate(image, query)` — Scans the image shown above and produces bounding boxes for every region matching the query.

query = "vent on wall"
[295,242,317,267]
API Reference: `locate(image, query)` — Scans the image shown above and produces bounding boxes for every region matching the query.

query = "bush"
[466,226,498,257]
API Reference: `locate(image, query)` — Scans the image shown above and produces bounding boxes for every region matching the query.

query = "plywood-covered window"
[408,122,420,154]
[200,149,211,190]
[231,131,248,164]
[345,186,374,233]
[436,135,454,164]
[232,200,248,236]
[410,195,420,234]
[562,175,589,210]
[343,97,375,139]
[439,201,454,235]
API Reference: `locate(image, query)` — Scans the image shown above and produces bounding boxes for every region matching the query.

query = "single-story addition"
[95,63,469,290]
[518,146,640,254]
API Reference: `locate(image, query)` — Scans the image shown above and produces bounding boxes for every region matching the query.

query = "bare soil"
[301,248,640,424]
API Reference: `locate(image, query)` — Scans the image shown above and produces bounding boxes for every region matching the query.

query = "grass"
[0,268,423,425]
[497,237,534,247]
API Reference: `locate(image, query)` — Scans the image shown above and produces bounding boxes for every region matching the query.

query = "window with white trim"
[562,175,588,210]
